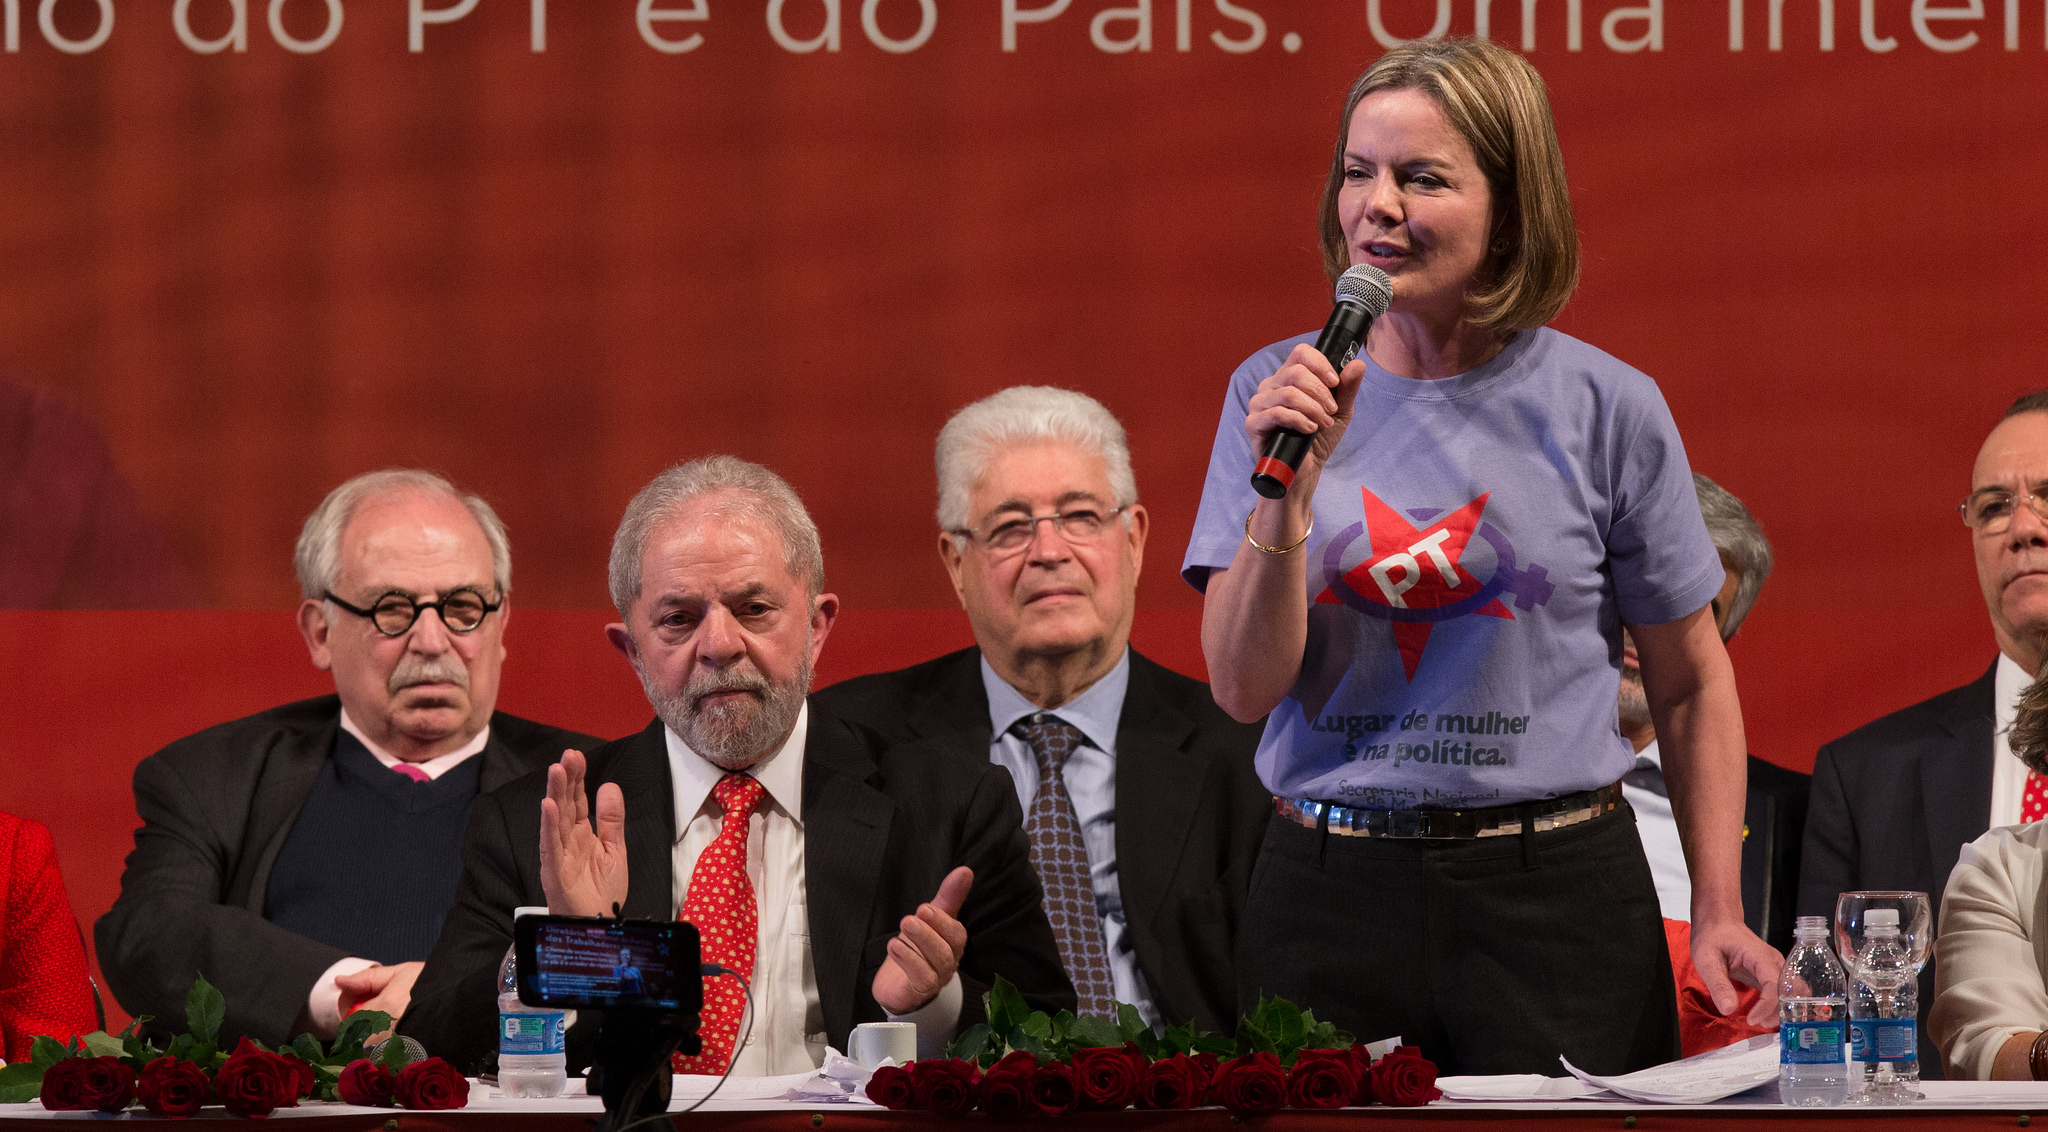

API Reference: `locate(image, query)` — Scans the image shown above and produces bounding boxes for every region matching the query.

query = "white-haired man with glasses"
[1800,391,2048,1079]
[97,470,597,1048]
[813,386,1270,1033]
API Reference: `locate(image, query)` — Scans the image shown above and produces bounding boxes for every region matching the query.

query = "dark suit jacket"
[1795,661,1997,1080]
[94,694,597,1046]
[398,710,1075,1075]
[1742,755,1810,954]
[809,647,1269,1032]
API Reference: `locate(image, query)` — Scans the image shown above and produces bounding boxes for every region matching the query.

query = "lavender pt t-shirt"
[1182,327,1723,809]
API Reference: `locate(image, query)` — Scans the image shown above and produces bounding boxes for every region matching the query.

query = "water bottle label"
[1780,1022,1846,1065]
[499,1011,567,1056]
[1849,1018,1916,1064]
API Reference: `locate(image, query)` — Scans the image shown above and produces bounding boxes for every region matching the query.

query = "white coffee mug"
[849,1021,918,1068]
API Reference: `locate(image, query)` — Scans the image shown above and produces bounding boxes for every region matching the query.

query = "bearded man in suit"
[1799,391,2048,1077]
[400,455,1070,1075]
[97,470,597,1045]
[812,387,1269,1032]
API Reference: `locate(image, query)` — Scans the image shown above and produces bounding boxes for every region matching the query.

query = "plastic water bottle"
[498,906,568,1098]
[1778,915,1848,1106]
[1848,907,1919,1103]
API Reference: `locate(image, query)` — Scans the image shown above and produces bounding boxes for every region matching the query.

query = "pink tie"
[391,763,431,783]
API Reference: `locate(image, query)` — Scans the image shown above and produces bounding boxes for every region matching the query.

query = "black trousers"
[1239,802,1679,1077]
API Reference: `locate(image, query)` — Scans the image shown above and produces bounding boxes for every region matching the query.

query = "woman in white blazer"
[1931,673,2048,1079]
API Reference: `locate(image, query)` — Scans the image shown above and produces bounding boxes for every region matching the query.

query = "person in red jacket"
[0,812,97,1062]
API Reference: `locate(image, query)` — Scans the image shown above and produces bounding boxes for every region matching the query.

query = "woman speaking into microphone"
[1181,38,1779,1076]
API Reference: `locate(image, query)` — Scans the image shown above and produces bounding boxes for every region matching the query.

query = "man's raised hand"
[872,866,973,1015]
[538,749,629,917]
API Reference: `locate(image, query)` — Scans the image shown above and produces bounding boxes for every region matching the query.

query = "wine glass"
[1835,890,1931,1104]
[1834,891,1933,975]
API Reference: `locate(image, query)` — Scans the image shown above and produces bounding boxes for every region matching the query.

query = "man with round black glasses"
[97,470,597,1048]
[1800,391,2048,1078]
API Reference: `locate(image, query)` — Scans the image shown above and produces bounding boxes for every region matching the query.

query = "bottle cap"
[1867,908,1900,928]
[1795,915,1828,935]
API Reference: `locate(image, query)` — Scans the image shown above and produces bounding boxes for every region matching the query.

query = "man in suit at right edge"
[1799,391,2048,1078]
[813,386,1269,1033]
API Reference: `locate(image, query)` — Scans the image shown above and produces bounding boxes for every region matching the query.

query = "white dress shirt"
[1985,653,2036,830]
[305,710,494,1036]
[664,703,960,1075]
[339,708,492,780]
[1620,739,1693,923]
[980,649,1160,1027]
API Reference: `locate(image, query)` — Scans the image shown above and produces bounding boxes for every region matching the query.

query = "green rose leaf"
[81,1031,126,1059]
[984,976,1029,1040]
[329,1010,393,1061]
[1115,1003,1149,1043]
[29,1036,69,1070]
[945,1023,991,1063]
[0,1062,45,1104]
[186,975,225,1045]
[1065,1013,1122,1050]
[376,1036,415,1071]
[1004,1025,1046,1061]
[1020,1011,1053,1041]
[292,1033,324,1065]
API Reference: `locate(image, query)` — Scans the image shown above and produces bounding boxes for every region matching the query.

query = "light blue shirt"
[980,649,1158,1027]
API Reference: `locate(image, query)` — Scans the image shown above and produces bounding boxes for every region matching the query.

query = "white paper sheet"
[1560,1034,1780,1104]
[1436,1074,1606,1101]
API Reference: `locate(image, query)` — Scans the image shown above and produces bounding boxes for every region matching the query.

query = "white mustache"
[388,655,470,695]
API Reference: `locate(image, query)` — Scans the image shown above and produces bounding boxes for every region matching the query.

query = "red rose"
[218,1040,299,1118]
[976,1053,1037,1121]
[909,1058,981,1118]
[279,1053,316,1099]
[68,1055,138,1114]
[138,1057,213,1119]
[1136,1054,1204,1110]
[394,1057,471,1110]
[337,1059,397,1107]
[1071,1045,1143,1110]
[1210,1052,1286,1114]
[1191,1051,1222,1102]
[865,1064,916,1110]
[1285,1049,1359,1109]
[38,1058,90,1111]
[1027,1059,1080,1117]
[1348,1046,1378,1105]
[1368,1046,1442,1108]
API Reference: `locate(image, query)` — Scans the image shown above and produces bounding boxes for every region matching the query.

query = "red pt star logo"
[1316,486,1515,680]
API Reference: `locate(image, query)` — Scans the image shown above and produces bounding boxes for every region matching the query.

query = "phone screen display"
[513,916,702,1011]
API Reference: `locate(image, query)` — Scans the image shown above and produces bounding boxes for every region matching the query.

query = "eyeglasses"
[1958,487,2048,532]
[953,506,1126,555]
[324,588,503,636]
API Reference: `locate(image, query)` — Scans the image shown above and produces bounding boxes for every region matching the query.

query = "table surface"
[9,1080,2048,1129]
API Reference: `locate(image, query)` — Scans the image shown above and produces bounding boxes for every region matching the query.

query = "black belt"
[1274,781,1625,840]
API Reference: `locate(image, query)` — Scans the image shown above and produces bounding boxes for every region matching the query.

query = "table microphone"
[1249,264,1394,500]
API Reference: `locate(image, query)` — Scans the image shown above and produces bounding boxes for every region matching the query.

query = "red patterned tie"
[2025,770,2048,825]
[672,773,765,1074]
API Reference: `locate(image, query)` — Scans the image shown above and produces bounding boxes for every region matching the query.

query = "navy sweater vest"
[264,729,483,964]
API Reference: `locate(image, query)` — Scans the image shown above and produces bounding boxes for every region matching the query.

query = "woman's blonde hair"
[1317,38,1580,334]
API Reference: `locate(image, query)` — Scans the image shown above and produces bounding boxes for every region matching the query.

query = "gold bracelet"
[1245,511,1314,555]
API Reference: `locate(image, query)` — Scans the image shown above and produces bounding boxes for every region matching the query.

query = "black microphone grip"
[1249,300,1373,500]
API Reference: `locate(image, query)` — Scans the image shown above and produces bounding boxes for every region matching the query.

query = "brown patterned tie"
[1015,714,1116,1018]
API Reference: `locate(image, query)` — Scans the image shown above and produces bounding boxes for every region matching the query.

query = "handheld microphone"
[1249,264,1394,500]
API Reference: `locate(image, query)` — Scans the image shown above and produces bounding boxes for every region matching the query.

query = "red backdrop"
[2,0,2047,1026]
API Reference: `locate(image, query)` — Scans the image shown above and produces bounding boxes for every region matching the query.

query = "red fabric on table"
[1665,918,1773,1058]
[0,811,98,1062]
